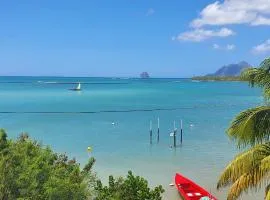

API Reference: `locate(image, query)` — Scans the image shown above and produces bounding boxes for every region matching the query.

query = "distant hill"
[192,61,252,81]
[207,61,251,77]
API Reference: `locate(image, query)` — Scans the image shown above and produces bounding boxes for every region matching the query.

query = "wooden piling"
[157,117,160,142]
[150,120,152,144]
[180,120,183,144]
[173,121,177,148]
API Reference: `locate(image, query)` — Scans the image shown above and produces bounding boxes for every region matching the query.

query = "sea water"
[0,77,264,199]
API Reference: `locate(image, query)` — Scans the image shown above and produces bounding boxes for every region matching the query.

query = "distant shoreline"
[0,75,190,79]
[192,76,245,82]
[0,75,247,82]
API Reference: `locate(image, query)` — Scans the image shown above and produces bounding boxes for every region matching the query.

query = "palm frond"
[260,58,270,72]
[227,106,270,148]
[241,58,270,100]
[225,57,270,199]
[241,68,261,87]
[217,143,270,189]
[227,169,268,200]
[260,155,270,175]
[227,173,253,200]
[266,184,270,200]
[220,161,269,200]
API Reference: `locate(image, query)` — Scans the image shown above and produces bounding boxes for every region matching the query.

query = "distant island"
[140,72,150,79]
[192,61,251,81]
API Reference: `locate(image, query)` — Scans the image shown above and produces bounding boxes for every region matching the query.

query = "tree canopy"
[94,171,164,200]
[0,129,165,200]
[0,129,96,200]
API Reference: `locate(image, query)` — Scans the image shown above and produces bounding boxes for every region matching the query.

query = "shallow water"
[0,77,264,199]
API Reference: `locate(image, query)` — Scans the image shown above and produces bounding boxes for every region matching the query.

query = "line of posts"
[149,118,183,147]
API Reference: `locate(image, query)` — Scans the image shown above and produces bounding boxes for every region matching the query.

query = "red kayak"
[175,173,217,200]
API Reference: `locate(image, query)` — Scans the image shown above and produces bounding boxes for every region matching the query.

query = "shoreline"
[191,76,245,82]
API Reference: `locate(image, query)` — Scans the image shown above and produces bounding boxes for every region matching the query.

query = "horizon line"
[0,75,192,79]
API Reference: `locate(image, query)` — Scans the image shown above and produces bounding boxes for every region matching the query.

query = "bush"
[0,129,165,200]
[0,129,96,200]
[95,171,164,200]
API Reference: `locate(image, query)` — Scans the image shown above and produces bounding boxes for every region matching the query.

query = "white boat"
[69,83,81,91]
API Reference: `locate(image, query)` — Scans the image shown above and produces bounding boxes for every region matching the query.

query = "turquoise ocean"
[0,77,265,199]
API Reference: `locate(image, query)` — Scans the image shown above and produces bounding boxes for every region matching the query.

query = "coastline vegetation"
[217,58,270,200]
[95,171,164,200]
[191,76,245,81]
[0,129,164,200]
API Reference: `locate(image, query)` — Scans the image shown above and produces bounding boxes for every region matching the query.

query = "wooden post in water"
[157,117,160,143]
[150,120,153,144]
[173,121,177,148]
[180,120,183,144]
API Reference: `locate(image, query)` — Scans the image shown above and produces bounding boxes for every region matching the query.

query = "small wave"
[44,81,58,84]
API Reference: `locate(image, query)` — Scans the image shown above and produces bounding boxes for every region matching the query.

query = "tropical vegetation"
[0,129,164,200]
[95,171,164,200]
[192,76,245,81]
[217,58,270,200]
[0,129,96,200]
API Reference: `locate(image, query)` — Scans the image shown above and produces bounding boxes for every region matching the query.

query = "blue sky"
[0,0,270,77]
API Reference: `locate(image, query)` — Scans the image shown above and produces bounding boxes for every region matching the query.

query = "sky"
[0,0,270,77]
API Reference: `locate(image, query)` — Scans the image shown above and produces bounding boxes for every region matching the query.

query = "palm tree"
[226,106,270,148]
[217,58,270,200]
[241,58,270,100]
[217,143,269,200]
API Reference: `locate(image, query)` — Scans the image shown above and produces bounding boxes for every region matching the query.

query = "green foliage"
[217,143,270,200]
[0,131,165,199]
[191,76,247,81]
[260,57,270,72]
[266,184,270,200]
[227,106,270,148]
[241,57,270,100]
[218,57,270,200]
[94,171,164,200]
[0,131,96,200]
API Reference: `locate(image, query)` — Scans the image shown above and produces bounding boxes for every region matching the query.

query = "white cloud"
[213,44,220,49]
[252,39,270,54]
[251,15,270,25]
[174,0,270,43]
[212,43,236,50]
[226,44,236,50]
[191,0,270,28]
[146,8,155,16]
[174,27,235,42]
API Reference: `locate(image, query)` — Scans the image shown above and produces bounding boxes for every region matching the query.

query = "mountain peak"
[207,61,251,77]
[238,61,251,67]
